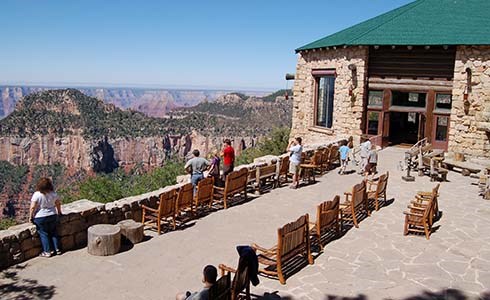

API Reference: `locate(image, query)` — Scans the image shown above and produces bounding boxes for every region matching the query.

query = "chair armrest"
[218,263,236,275]
[141,205,158,212]
[251,243,276,254]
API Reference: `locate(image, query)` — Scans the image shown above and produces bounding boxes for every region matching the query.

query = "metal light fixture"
[464,67,472,114]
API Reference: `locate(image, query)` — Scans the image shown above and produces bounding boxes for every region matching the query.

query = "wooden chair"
[319,147,331,174]
[277,156,290,187]
[300,151,322,184]
[255,162,278,193]
[175,183,194,219]
[340,181,368,229]
[309,196,340,250]
[194,177,214,209]
[214,168,248,209]
[218,253,253,300]
[141,189,177,234]
[251,214,313,285]
[208,273,231,300]
[411,183,440,226]
[328,145,340,170]
[404,188,437,240]
[246,167,257,193]
[366,171,389,211]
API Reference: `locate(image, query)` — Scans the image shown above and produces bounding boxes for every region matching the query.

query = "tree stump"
[117,219,144,244]
[87,224,121,256]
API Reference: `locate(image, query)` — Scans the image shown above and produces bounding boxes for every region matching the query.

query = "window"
[391,91,426,108]
[435,116,449,141]
[368,91,383,108]
[315,75,335,128]
[435,94,452,111]
[367,111,379,135]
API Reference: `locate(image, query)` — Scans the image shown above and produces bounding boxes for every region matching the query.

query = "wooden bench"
[442,159,482,176]
[255,162,278,194]
[214,168,248,209]
[422,155,448,182]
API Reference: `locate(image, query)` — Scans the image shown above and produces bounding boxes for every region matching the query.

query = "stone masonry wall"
[0,141,343,270]
[291,46,369,145]
[449,46,490,163]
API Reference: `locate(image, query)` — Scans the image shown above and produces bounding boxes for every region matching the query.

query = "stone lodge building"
[290,0,490,163]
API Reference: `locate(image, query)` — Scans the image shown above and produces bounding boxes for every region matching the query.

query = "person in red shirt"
[221,139,235,179]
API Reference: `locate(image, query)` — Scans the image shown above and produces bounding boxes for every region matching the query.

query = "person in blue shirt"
[338,140,350,175]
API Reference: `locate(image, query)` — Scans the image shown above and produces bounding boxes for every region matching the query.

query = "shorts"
[289,162,300,174]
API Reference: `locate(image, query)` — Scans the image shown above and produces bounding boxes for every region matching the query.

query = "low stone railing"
[0,139,343,270]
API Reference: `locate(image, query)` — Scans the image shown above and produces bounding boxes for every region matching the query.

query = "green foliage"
[61,161,185,204]
[235,127,290,165]
[0,218,17,230]
[262,89,292,102]
[0,161,29,196]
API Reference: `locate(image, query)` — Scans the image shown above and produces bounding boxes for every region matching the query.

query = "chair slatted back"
[231,256,250,300]
[176,183,194,212]
[321,148,330,165]
[278,214,309,261]
[195,177,214,206]
[311,151,322,166]
[247,168,257,184]
[159,189,177,217]
[279,156,289,175]
[225,168,248,195]
[329,145,339,163]
[352,181,366,209]
[208,273,231,300]
[257,163,276,180]
[377,172,389,195]
[317,196,340,231]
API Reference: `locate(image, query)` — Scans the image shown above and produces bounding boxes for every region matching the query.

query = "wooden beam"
[369,83,453,92]
[368,77,453,87]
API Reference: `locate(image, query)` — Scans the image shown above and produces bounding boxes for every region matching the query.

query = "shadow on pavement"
[0,264,56,299]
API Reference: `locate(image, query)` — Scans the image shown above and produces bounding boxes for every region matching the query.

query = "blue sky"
[0,0,412,90]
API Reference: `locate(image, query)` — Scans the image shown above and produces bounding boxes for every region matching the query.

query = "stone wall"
[0,141,343,270]
[449,46,490,163]
[290,46,369,145]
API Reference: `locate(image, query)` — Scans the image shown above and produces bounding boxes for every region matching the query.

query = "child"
[338,140,350,175]
[365,144,378,176]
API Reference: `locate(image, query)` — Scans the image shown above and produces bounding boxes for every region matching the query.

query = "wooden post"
[87,224,121,256]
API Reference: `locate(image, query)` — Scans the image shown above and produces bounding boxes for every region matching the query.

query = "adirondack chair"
[141,189,177,234]
[251,214,313,285]
[411,184,440,226]
[309,196,340,250]
[214,168,248,209]
[208,273,231,300]
[194,177,214,209]
[255,162,278,193]
[300,151,322,184]
[366,172,389,211]
[340,181,368,229]
[403,188,437,240]
[277,156,290,187]
[218,250,254,300]
[175,183,194,220]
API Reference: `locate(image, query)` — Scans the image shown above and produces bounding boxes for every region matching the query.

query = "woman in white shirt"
[29,177,62,257]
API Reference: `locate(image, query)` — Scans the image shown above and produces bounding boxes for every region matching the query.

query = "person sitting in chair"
[176,265,217,300]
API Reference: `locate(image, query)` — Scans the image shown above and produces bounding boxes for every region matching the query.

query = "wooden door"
[432,115,450,150]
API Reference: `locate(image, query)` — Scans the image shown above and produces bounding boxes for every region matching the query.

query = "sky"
[0,0,413,91]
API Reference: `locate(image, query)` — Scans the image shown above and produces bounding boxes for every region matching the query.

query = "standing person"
[221,139,235,179]
[338,140,350,175]
[208,151,221,186]
[185,149,209,189]
[359,135,372,175]
[287,137,303,189]
[176,265,218,300]
[29,178,62,257]
[365,143,379,176]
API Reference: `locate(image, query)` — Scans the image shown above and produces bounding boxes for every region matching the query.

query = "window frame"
[312,69,336,129]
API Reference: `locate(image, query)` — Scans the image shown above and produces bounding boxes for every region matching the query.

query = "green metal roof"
[296,0,490,52]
